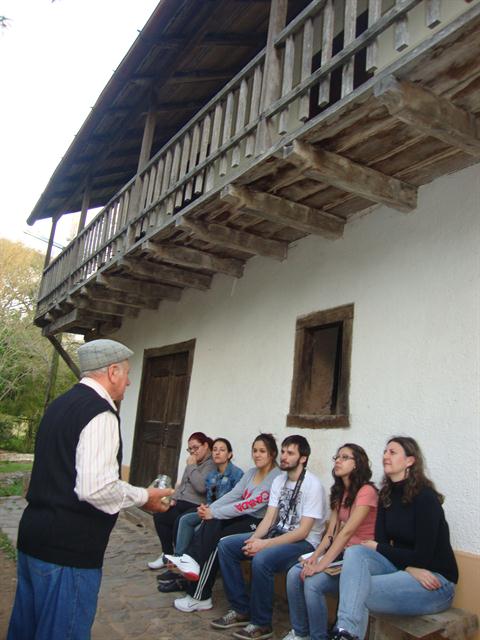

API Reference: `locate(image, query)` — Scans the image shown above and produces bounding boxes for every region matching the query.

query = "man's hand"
[406,567,442,590]
[242,538,268,557]
[143,487,175,512]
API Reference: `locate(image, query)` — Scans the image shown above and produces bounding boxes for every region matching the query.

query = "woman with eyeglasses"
[148,432,216,569]
[284,443,378,640]
[330,436,458,640]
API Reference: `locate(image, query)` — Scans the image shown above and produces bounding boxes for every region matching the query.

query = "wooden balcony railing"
[36,0,478,319]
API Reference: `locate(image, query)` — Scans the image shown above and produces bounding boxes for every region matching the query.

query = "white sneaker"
[282,631,310,640]
[165,553,200,581]
[174,594,213,612]
[147,554,166,570]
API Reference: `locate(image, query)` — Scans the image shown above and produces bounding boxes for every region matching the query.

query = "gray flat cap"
[78,339,134,373]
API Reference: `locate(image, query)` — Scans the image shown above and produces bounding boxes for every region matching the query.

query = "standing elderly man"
[7,339,173,640]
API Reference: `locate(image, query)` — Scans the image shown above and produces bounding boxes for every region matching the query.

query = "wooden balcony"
[35,0,480,337]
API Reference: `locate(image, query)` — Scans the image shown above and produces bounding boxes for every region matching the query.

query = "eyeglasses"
[187,445,201,454]
[332,454,355,462]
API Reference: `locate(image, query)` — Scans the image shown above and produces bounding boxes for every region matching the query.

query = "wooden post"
[256,0,288,154]
[126,99,157,244]
[44,335,61,411]
[77,176,91,234]
[46,334,81,380]
[43,214,60,269]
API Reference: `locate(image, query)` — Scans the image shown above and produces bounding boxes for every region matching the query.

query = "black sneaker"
[329,628,359,640]
[157,577,187,593]
[157,569,180,583]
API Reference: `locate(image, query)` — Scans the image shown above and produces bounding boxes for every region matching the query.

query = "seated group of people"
[149,432,458,640]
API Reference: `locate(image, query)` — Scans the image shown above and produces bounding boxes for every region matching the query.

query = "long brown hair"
[379,436,444,507]
[330,443,375,510]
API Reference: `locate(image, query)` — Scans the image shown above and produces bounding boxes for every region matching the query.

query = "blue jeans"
[175,511,201,555]
[218,532,314,627]
[337,546,456,639]
[287,563,339,640]
[8,551,102,640]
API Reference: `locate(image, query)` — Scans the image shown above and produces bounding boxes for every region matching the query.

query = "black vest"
[18,383,122,569]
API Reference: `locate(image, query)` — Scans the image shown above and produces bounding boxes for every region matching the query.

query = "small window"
[287,304,353,428]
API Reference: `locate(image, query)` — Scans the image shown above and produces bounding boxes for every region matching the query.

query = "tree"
[0,238,76,450]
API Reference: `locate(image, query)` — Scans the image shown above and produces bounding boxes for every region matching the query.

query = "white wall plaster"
[117,164,480,554]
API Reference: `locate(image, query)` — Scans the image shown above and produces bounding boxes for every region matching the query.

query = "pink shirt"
[338,484,378,546]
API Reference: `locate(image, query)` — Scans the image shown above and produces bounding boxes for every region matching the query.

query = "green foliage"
[0,481,23,497]
[0,531,16,561]
[0,239,77,452]
[0,462,32,473]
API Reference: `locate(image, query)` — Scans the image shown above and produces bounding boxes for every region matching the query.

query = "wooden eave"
[35,3,480,338]
[27,0,310,224]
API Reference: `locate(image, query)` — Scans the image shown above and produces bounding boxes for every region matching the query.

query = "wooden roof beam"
[68,296,139,318]
[169,69,237,84]
[220,185,344,238]
[96,273,182,301]
[41,309,94,336]
[176,217,288,261]
[375,76,480,157]
[119,257,212,290]
[154,101,205,113]
[143,241,245,278]
[283,140,417,213]
[79,285,159,310]
[202,32,267,46]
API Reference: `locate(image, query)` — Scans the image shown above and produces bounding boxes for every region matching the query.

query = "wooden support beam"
[42,309,93,336]
[77,176,91,234]
[79,285,159,310]
[70,297,139,319]
[120,258,212,290]
[220,185,344,238]
[177,218,288,261]
[375,76,480,157]
[44,215,60,269]
[283,140,417,213]
[143,241,245,278]
[96,274,182,301]
[46,334,81,379]
[137,104,157,172]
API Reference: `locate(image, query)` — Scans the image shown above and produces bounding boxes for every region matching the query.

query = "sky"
[0,0,159,256]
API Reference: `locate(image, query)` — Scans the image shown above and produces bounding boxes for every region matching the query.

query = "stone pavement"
[0,497,291,640]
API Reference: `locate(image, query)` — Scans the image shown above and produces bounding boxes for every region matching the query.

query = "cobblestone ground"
[0,497,291,640]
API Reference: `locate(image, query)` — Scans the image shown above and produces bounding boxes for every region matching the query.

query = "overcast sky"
[0,0,159,255]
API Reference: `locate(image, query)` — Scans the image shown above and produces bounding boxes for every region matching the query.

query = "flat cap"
[78,339,134,373]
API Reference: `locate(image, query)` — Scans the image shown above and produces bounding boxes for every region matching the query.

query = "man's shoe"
[157,578,187,593]
[211,610,250,629]
[174,594,213,612]
[148,554,167,570]
[157,570,180,583]
[233,624,273,640]
[165,553,200,581]
[282,631,310,640]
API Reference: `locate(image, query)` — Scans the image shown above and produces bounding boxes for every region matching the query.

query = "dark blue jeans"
[8,551,102,640]
[218,532,314,627]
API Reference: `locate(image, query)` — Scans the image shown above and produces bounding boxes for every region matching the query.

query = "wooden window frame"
[287,304,353,429]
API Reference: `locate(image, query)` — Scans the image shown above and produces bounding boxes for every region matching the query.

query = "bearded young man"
[210,435,327,640]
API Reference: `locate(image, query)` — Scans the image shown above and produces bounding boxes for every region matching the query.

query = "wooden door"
[129,340,195,487]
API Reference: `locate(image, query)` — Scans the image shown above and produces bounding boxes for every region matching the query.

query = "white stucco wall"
[117,164,480,554]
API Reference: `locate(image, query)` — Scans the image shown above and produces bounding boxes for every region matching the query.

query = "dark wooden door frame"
[129,338,196,485]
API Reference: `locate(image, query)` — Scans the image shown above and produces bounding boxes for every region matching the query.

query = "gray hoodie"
[210,466,281,520]
[173,454,216,504]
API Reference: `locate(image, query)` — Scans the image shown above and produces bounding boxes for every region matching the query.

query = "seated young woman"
[166,433,282,612]
[174,437,244,556]
[330,436,458,640]
[284,443,378,640]
[148,432,215,569]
